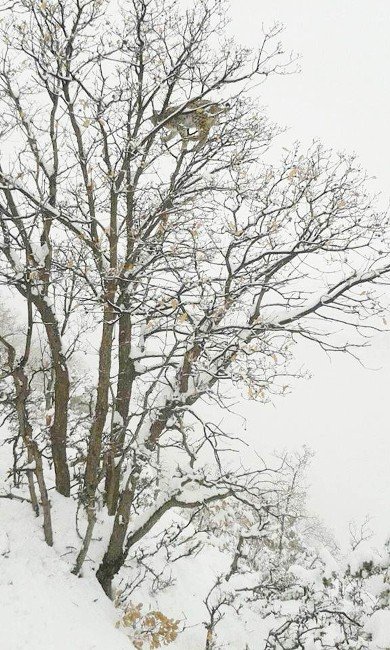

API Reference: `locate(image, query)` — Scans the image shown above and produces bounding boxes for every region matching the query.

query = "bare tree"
[0,0,389,606]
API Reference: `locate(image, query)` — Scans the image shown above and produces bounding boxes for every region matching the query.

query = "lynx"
[151,99,230,148]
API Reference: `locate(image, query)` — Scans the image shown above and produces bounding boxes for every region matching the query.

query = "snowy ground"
[1,491,390,649]
[0,498,130,650]
[0,495,263,649]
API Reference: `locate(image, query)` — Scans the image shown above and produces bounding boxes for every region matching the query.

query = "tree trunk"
[96,476,135,597]
[74,293,116,574]
[13,363,53,545]
[33,296,71,497]
[105,309,135,515]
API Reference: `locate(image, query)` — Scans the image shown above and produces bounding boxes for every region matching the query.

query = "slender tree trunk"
[33,297,71,497]
[9,358,53,545]
[84,297,115,505]
[14,368,53,546]
[105,309,135,514]
[74,291,116,574]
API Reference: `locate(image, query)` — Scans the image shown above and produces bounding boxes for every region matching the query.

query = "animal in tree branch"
[150,99,230,148]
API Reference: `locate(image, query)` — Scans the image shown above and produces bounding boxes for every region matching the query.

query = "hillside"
[0,498,129,650]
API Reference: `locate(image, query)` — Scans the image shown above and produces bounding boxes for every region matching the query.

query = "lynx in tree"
[151,99,230,148]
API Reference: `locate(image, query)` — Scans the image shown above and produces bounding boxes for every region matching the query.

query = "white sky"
[228,0,390,547]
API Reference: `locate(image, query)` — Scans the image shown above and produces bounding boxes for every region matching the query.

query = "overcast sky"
[227,0,390,547]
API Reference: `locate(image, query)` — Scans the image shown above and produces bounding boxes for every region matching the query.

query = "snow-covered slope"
[0,498,129,650]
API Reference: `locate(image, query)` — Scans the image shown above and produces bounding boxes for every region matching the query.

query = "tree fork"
[96,486,133,597]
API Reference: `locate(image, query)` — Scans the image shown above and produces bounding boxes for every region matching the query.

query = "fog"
[229,0,390,546]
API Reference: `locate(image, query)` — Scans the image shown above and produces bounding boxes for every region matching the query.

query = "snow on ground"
[0,492,271,649]
[0,498,130,650]
[366,610,390,649]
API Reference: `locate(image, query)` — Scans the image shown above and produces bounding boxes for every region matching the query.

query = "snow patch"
[0,499,129,650]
